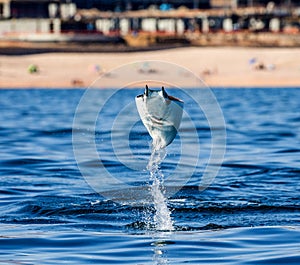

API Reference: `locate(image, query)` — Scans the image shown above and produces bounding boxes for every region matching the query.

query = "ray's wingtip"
[161,86,168,98]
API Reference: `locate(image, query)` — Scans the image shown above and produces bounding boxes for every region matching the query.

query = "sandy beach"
[1,47,300,88]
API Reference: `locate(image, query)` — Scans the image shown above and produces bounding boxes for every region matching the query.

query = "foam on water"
[147,145,174,231]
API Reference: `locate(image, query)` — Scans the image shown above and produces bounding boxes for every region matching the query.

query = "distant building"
[72,0,211,10]
[211,0,298,9]
[67,0,300,11]
[0,0,299,44]
[0,0,10,18]
[0,0,60,18]
[1,0,299,19]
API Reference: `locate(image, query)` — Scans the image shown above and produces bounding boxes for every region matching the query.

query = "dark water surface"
[0,88,299,264]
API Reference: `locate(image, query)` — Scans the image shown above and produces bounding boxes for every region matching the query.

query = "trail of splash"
[147,145,174,231]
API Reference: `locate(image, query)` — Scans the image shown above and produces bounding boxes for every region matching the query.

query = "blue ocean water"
[0,88,299,264]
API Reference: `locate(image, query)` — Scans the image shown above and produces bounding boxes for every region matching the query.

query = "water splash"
[147,145,174,231]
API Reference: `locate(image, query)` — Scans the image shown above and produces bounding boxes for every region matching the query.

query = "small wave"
[32,128,73,137]
[275,148,300,154]
[0,158,55,167]
[171,203,300,213]
[126,221,227,232]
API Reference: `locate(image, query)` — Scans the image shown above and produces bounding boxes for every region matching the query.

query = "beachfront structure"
[70,1,299,10]
[71,0,211,10]
[65,0,300,10]
[0,0,299,46]
[0,0,81,40]
[0,0,77,19]
[0,0,61,40]
[1,1,299,19]
[211,0,297,8]
[0,0,57,18]
[1,0,299,19]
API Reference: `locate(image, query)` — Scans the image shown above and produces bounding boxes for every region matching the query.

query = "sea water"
[0,88,300,264]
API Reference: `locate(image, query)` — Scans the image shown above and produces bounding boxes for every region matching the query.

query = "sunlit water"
[0,88,300,264]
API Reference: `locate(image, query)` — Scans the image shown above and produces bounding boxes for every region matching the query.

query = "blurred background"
[0,0,299,52]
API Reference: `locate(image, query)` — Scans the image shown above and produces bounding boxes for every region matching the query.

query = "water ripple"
[0,88,300,264]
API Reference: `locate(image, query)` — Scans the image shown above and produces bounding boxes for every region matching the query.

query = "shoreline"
[1,86,300,90]
[1,46,300,89]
